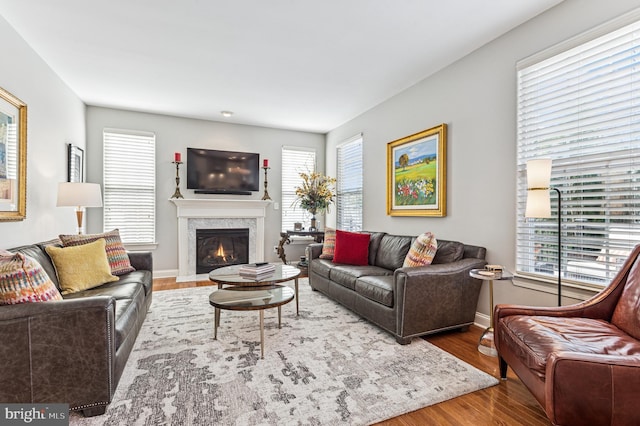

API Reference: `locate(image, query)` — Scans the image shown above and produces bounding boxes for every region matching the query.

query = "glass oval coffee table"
[208,263,301,314]
[209,285,294,359]
[209,264,301,359]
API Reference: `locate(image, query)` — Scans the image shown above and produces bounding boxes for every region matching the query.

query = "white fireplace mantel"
[170,198,271,281]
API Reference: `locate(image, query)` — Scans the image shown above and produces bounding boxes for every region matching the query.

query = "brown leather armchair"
[495,244,640,426]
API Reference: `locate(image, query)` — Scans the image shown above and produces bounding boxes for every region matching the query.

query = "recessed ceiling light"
[221,111,233,118]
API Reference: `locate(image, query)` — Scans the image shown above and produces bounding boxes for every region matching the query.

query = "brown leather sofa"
[0,239,153,416]
[307,232,487,344]
[495,244,640,426]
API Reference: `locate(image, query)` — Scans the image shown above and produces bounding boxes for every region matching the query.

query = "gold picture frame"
[0,87,27,221]
[386,123,447,217]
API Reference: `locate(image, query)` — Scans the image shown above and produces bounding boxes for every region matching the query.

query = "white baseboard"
[474,311,491,329]
[154,269,178,279]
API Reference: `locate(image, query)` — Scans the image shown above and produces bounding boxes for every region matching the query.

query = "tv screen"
[186,148,260,194]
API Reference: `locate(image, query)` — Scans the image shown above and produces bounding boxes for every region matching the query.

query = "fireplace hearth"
[196,228,249,274]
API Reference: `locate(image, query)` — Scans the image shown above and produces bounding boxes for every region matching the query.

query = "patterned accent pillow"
[403,232,438,267]
[0,250,63,305]
[319,228,337,259]
[46,239,119,295]
[59,229,135,276]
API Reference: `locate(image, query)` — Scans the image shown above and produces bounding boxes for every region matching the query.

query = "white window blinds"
[516,16,640,287]
[337,134,363,231]
[103,129,156,244]
[281,147,316,232]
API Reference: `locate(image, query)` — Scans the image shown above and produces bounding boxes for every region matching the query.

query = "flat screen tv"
[187,148,260,195]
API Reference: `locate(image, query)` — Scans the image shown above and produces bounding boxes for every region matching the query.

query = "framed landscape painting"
[0,87,27,221]
[386,123,447,217]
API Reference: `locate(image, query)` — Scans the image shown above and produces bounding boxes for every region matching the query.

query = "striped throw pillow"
[59,229,135,276]
[0,251,62,305]
[319,228,337,259]
[402,232,438,267]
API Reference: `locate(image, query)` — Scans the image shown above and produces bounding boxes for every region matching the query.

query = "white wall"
[85,107,324,275]
[0,16,86,248]
[325,0,640,319]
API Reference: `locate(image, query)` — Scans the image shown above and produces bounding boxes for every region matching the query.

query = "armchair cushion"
[46,239,119,294]
[0,251,62,305]
[611,259,640,339]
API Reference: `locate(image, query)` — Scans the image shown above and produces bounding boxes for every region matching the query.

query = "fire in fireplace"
[196,228,249,273]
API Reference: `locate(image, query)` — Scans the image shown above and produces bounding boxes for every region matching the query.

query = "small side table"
[469,268,513,357]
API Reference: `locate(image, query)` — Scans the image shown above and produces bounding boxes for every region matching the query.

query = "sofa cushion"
[333,230,370,266]
[59,229,135,276]
[310,258,334,279]
[432,240,465,264]
[0,251,63,305]
[365,232,386,266]
[330,264,392,290]
[319,228,336,259]
[10,241,62,290]
[46,239,119,295]
[500,315,640,379]
[403,232,438,267]
[355,275,394,307]
[375,234,413,270]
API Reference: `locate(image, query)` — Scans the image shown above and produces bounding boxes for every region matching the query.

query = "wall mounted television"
[186,148,260,195]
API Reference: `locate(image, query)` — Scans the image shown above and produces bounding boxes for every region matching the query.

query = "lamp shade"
[526,159,552,189]
[526,189,551,218]
[56,182,103,207]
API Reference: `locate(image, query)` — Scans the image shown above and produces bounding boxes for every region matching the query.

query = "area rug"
[71,279,498,425]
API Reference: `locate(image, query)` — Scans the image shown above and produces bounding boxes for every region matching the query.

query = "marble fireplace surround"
[170,199,271,282]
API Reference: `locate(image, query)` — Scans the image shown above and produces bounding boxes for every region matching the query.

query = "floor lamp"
[525,159,562,306]
[56,182,103,234]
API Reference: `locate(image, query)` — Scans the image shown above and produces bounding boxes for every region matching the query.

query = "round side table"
[469,268,513,357]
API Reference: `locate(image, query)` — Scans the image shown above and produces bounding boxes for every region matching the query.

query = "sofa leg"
[499,357,508,380]
[81,406,107,417]
[395,336,412,345]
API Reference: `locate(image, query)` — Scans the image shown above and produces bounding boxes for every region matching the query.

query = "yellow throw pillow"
[46,238,119,295]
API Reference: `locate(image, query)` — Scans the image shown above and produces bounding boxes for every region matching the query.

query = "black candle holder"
[261,166,272,201]
[171,161,184,199]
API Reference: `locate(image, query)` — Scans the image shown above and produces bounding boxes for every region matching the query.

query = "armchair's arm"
[545,351,640,425]
[127,251,153,271]
[394,258,486,337]
[0,297,116,410]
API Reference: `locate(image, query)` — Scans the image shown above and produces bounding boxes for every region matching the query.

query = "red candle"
[174,152,181,162]
[263,159,269,167]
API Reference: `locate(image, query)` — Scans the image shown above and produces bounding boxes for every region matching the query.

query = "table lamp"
[56,182,103,234]
[525,159,563,306]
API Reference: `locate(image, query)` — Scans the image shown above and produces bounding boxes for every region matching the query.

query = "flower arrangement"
[294,172,336,215]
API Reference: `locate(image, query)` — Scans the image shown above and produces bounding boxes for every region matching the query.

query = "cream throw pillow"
[46,238,119,294]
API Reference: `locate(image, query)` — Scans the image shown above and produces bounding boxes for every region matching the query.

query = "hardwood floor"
[153,277,550,426]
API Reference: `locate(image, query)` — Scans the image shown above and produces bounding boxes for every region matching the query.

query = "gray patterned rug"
[71,279,498,425]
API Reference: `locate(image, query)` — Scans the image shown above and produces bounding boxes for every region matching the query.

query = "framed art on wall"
[386,123,447,217]
[67,144,84,182]
[0,86,27,221]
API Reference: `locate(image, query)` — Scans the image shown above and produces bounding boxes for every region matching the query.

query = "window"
[281,146,316,231]
[103,129,156,245]
[337,134,363,231]
[516,15,640,287]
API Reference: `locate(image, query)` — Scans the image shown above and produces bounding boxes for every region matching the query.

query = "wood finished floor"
[153,277,550,426]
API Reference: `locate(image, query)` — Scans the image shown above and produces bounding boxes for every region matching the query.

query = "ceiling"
[0,0,563,133]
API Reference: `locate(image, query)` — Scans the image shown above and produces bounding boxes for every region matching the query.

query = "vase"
[308,209,317,231]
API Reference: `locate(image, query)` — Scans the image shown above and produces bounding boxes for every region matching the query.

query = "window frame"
[281,146,316,232]
[336,133,363,231]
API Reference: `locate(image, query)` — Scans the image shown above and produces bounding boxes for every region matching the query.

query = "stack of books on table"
[239,263,276,280]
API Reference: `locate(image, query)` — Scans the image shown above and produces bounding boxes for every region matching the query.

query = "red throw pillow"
[333,230,370,266]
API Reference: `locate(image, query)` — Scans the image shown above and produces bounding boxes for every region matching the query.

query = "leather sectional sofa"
[0,239,152,416]
[307,232,487,344]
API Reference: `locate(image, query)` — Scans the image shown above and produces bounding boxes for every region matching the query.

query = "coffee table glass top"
[209,285,295,310]
[208,263,300,286]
